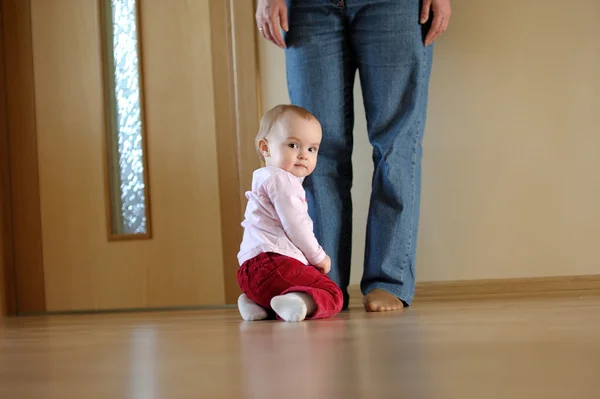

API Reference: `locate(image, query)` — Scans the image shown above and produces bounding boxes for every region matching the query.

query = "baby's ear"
[257,138,270,158]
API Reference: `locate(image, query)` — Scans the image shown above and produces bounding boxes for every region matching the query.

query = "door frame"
[0,0,262,316]
[0,0,16,316]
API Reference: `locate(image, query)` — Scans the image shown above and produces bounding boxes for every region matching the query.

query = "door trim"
[1,0,46,315]
[0,0,16,316]
[210,0,262,304]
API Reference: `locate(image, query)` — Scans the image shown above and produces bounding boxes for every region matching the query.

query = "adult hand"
[421,0,452,46]
[256,0,288,49]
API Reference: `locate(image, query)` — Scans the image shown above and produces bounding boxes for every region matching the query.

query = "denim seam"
[398,45,429,299]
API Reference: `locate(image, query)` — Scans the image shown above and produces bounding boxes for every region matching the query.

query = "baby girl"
[236,104,344,322]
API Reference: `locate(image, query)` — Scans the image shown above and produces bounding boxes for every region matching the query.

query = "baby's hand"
[314,255,331,274]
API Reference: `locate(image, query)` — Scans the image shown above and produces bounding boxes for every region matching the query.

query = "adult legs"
[348,0,434,308]
[285,0,356,308]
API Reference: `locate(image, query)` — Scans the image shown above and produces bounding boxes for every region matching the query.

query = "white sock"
[270,292,317,322]
[237,294,268,321]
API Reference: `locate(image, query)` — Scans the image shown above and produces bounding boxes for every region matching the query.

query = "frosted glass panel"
[101,0,150,237]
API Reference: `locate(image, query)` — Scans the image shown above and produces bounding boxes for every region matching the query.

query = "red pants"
[237,252,344,320]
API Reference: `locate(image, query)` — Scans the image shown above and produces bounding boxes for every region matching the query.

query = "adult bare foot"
[363,289,404,312]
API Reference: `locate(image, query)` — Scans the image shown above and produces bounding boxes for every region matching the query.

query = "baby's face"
[264,114,322,178]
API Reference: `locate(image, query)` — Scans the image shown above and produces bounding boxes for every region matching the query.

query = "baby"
[236,104,344,322]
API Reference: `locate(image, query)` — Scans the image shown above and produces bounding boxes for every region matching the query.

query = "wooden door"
[0,0,261,315]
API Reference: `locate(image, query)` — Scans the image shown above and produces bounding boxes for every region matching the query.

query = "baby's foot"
[270,292,315,322]
[363,289,404,312]
[238,294,268,321]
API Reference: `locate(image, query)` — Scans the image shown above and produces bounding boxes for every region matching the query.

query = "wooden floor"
[1,296,600,399]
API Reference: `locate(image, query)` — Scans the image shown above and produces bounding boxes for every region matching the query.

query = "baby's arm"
[313,255,331,274]
[266,173,326,266]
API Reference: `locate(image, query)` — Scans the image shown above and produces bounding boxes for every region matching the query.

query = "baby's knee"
[330,284,344,312]
[315,276,345,312]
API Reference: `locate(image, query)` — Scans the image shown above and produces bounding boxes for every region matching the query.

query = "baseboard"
[348,274,600,305]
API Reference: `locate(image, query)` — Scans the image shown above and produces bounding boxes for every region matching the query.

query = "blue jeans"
[284,0,433,306]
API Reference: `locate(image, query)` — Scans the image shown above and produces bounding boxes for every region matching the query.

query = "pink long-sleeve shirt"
[237,166,326,267]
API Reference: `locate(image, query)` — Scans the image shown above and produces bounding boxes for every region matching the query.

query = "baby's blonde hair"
[255,104,316,161]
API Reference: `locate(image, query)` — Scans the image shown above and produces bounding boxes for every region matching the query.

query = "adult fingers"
[268,14,286,48]
[280,5,289,33]
[420,0,432,24]
[424,14,444,46]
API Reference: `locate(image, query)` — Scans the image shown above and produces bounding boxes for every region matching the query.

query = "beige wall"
[259,0,600,284]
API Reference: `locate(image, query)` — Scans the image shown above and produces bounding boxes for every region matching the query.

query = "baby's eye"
[309,147,318,153]
[288,143,298,149]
